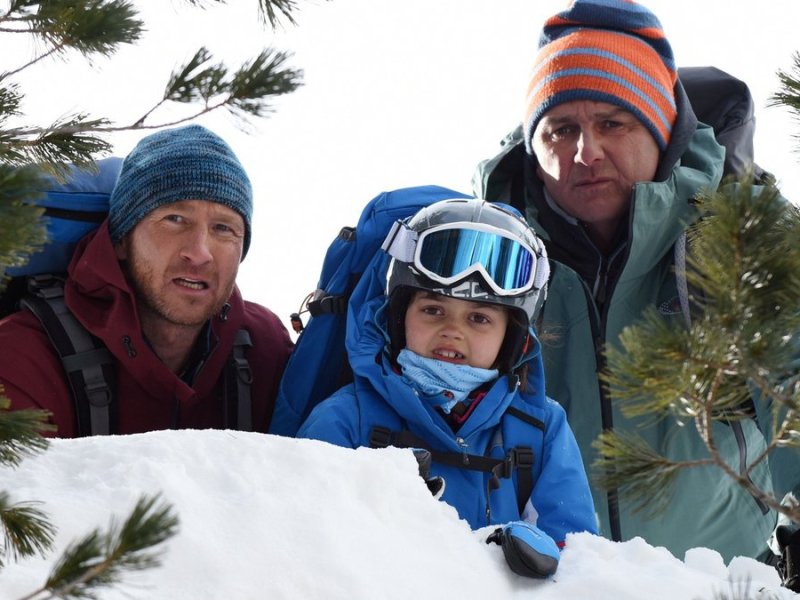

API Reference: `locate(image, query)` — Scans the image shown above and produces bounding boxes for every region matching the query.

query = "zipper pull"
[122,335,137,358]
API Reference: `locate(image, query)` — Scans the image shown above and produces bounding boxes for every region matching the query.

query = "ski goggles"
[382,220,548,297]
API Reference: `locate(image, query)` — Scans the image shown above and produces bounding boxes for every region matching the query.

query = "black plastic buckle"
[27,273,65,299]
[234,356,253,385]
[85,380,113,408]
[307,292,348,317]
[514,447,534,471]
[369,426,393,449]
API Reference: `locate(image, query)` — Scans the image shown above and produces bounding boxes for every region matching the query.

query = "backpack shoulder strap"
[369,421,537,516]
[223,328,253,431]
[21,275,116,436]
[504,406,546,432]
[503,406,546,513]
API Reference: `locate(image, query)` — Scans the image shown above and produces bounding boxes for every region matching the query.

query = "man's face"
[116,200,245,330]
[531,100,661,248]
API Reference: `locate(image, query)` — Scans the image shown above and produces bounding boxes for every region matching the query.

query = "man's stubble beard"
[123,254,236,328]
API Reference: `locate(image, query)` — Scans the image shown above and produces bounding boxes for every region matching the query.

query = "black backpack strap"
[21,275,116,436]
[504,406,546,431]
[504,406,545,514]
[223,328,253,431]
[369,425,535,514]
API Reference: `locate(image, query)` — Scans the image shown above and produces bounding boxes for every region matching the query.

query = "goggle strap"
[381,221,417,263]
[533,253,550,290]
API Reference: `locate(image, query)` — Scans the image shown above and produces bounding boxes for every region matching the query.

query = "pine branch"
[0,390,56,569]
[181,0,326,29]
[770,52,800,153]
[0,43,302,166]
[0,492,55,567]
[0,163,49,283]
[598,173,800,524]
[225,48,302,121]
[592,430,710,517]
[0,84,23,122]
[22,495,180,600]
[3,0,144,57]
[132,46,302,128]
[259,0,301,28]
[0,400,54,467]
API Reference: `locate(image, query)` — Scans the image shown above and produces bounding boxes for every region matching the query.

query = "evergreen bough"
[0,0,307,287]
[595,56,800,529]
[594,171,800,523]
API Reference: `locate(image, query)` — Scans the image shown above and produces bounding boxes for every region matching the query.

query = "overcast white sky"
[7,0,800,331]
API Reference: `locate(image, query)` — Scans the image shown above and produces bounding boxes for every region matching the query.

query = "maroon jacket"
[0,223,293,437]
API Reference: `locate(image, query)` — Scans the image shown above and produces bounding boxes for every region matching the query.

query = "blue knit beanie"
[108,124,253,257]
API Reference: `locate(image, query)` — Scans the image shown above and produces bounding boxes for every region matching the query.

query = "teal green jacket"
[473,105,780,561]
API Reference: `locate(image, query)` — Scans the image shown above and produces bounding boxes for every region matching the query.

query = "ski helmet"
[382,198,549,372]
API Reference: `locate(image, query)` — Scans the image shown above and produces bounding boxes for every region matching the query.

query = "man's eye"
[549,126,575,141]
[470,313,491,325]
[165,214,185,223]
[602,120,623,130]
[421,305,442,316]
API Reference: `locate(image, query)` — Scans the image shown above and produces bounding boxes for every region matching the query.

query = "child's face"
[404,291,508,370]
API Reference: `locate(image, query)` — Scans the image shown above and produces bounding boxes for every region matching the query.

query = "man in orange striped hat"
[523,0,677,255]
[473,0,791,571]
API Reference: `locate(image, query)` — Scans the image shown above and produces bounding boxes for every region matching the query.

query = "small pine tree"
[593,57,800,528]
[0,0,317,596]
[594,176,800,522]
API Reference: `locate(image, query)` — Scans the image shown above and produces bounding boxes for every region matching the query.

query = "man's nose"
[181,228,214,264]
[575,130,604,165]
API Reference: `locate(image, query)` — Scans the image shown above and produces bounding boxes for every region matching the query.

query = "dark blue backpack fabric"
[1,158,122,319]
[5,157,123,278]
[269,184,472,437]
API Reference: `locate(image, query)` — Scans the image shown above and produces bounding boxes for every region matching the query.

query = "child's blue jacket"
[297,222,597,545]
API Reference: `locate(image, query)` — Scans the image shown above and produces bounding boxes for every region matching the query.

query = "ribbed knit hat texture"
[109,124,253,257]
[523,0,678,154]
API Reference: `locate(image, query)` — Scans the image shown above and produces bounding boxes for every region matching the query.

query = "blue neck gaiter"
[396,349,499,414]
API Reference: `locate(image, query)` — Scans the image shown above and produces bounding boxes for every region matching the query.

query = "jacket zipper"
[730,421,770,515]
[587,235,627,543]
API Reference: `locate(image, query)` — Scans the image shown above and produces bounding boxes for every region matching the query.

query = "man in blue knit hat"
[473,0,797,576]
[0,124,293,436]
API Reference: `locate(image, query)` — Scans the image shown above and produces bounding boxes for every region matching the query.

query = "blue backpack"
[4,158,124,280]
[269,185,472,437]
[1,158,254,436]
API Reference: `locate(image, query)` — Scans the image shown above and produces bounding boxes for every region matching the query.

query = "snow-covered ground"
[0,430,794,600]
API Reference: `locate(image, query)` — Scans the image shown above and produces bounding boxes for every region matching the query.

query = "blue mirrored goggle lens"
[418,228,535,291]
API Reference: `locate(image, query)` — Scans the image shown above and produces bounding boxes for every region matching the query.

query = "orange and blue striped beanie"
[523,0,677,154]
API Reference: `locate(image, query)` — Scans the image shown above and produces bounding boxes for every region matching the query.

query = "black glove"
[486,521,560,579]
[412,449,445,499]
[776,526,800,592]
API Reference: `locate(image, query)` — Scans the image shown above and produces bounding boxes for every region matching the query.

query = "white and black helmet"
[381,198,549,372]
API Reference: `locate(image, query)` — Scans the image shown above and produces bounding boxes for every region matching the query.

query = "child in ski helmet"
[298,197,597,578]
[382,197,549,395]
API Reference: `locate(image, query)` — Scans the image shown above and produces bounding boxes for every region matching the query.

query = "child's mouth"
[434,349,465,361]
